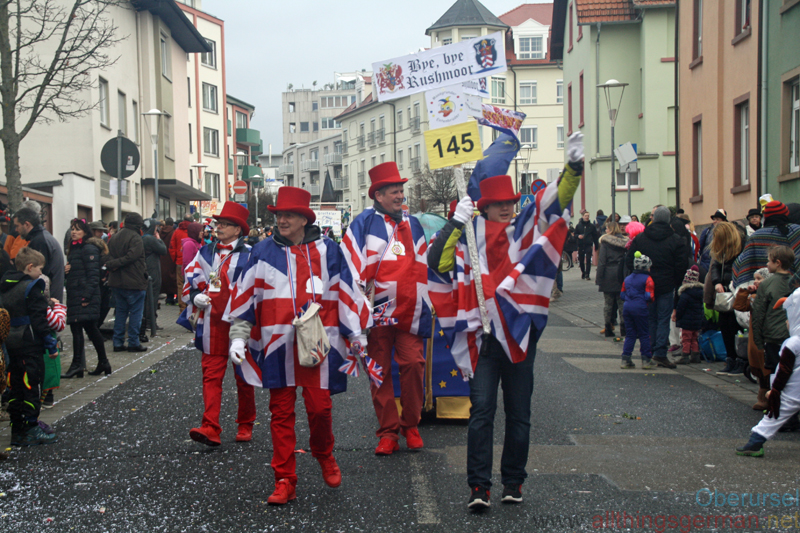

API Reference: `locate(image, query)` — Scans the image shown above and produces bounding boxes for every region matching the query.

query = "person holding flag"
[341,162,433,456]
[428,132,584,510]
[224,186,372,505]
[179,202,256,447]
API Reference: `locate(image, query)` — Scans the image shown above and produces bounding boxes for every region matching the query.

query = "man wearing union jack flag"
[428,132,585,510]
[180,202,256,448]
[341,161,433,456]
[225,187,371,505]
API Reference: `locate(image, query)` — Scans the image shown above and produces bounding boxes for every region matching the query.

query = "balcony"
[239,165,261,180]
[280,164,294,176]
[358,171,366,187]
[335,176,348,190]
[377,128,385,144]
[324,153,342,166]
[301,159,320,172]
[368,131,377,147]
[236,127,261,147]
[410,116,420,133]
[251,139,263,156]
[410,157,421,173]
[228,158,234,174]
[309,183,320,196]
[357,135,365,151]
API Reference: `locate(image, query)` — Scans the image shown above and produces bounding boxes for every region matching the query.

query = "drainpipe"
[674,1,680,208]
[596,22,602,157]
[759,0,768,197]
[388,102,396,168]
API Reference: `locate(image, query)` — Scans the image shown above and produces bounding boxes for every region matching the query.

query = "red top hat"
[447,199,458,220]
[214,202,250,235]
[476,175,521,212]
[368,161,408,200]
[267,186,316,224]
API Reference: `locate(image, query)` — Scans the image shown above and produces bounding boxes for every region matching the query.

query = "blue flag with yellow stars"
[467,132,521,203]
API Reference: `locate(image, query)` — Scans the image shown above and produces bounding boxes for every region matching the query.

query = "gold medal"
[391,241,405,256]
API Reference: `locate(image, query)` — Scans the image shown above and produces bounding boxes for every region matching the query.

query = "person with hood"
[594,210,608,233]
[596,221,628,338]
[181,222,204,269]
[575,210,599,280]
[625,206,688,368]
[169,214,192,311]
[674,265,704,364]
[12,207,65,302]
[106,213,148,352]
[141,218,167,340]
[733,201,800,287]
[62,219,110,378]
[159,218,177,304]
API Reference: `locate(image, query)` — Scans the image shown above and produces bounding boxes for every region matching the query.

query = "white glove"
[229,338,246,365]
[452,196,474,225]
[193,293,211,309]
[567,131,584,163]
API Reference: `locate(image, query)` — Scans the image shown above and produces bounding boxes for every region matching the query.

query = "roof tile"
[575,0,638,24]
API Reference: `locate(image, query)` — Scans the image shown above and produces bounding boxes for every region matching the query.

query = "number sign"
[423,121,483,170]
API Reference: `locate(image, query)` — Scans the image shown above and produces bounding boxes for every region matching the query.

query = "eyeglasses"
[216,221,234,228]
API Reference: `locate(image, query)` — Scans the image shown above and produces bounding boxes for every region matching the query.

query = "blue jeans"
[112,288,146,348]
[467,335,535,490]
[648,292,674,359]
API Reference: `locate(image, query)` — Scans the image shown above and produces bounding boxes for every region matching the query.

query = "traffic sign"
[520,194,535,209]
[530,179,546,194]
[100,136,140,179]
[234,194,246,202]
[233,180,248,195]
[423,121,483,170]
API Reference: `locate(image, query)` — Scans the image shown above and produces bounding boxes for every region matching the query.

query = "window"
[693,0,703,60]
[557,125,564,149]
[397,150,404,170]
[100,172,111,198]
[734,99,750,186]
[188,124,192,153]
[202,83,218,112]
[320,96,349,108]
[371,156,376,169]
[99,78,109,126]
[556,80,563,104]
[187,78,191,107]
[735,0,751,34]
[131,100,138,142]
[135,183,140,206]
[791,81,800,172]
[311,149,318,161]
[236,111,247,129]
[300,122,309,132]
[693,119,703,196]
[163,116,172,159]
[117,91,126,135]
[312,101,318,111]
[569,2,574,50]
[414,102,420,118]
[519,82,537,105]
[397,109,403,129]
[579,72,584,127]
[201,39,216,68]
[518,36,543,60]
[443,38,452,46]
[205,173,220,199]
[520,126,538,149]
[289,102,295,113]
[321,118,341,129]
[491,77,505,104]
[160,34,171,78]
[289,123,296,133]
[313,122,319,132]
[567,83,573,134]
[203,127,219,156]
[370,118,376,133]
[159,196,170,218]
[616,169,641,188]
[380,153,385,164]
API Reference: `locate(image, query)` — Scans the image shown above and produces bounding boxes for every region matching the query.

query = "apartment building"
[280,134,345,204]
[226,95,263,206]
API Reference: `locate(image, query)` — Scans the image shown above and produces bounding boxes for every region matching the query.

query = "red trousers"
[200,352,256,435]
[367,326,424,440]
[681,329,700,353]
[269,386,334,486]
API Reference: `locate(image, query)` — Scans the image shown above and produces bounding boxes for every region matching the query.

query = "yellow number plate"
[423,121,483,170]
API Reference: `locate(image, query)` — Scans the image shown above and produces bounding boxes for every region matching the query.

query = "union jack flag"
[339,338,384,387]
[224,236,370,393]
[342,208,432,337]
[429,176,572,379]
[372,299,398,327]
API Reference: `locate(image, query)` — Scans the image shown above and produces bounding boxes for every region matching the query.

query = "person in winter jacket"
[141,218,167,339]
[106,213,148,352]
[708,222,746,376]
[733,201,800,287]
[736,287,800,457]
[13,208,65,302]
[159,218,178,304]
[697,209,728,271]
[620,252,655,369]
[576,211,599,280]
[2,247,58,446]
[751,246,794,374]
[596,222,628,338]
[169,215,192,311]
[181,222,204,267]
[62,219,111,378]
[674,265,704,364]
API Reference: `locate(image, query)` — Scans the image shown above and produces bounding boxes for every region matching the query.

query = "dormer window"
[518,36,544,59]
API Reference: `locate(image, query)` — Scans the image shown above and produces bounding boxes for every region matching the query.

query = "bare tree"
[246,187,276,229]
[0,0,124,210]
[416,164,457,216]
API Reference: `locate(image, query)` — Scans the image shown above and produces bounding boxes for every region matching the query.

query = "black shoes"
[113,345,126,352]
[127,345,147,352]
[88,361,112,376]
[735,441,764,457]
[139,334,149,344]
[61,365,84,379]
[501,485,523,503]
[468,486,491,510]
[652,356,676,369]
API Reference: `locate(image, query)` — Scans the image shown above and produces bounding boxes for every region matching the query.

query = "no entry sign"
[232,180,248,195]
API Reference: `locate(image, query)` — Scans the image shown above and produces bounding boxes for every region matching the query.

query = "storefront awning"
[141,178,211,201]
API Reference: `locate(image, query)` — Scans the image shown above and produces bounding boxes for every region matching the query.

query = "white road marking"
[410,454,441,525]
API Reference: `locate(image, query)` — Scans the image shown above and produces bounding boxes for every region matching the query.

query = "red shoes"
[374,437,400,455]
[235,424,253,442]
[268,479,297,505]
[402,427,424,450]
[318,456,342,488]
[189,426,221,447]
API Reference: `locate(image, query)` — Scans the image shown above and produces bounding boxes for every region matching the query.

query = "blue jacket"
[620,271,655,314]
[675,282,704,331]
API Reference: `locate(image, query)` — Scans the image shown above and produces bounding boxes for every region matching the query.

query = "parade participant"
[225,187,371,505]
[181,203,256,447]
[428,133,583,509]
[342,162,432,455]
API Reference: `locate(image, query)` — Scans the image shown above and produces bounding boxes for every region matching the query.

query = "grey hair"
[21,200,41,214]
[754,267,772,281]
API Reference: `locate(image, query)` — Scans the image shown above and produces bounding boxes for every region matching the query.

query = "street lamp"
[597,79,628,217]
[191,163,208,219]
[142,109,167,218]
[250,173,262,227]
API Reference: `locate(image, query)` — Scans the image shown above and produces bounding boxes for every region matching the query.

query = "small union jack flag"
[372,299,398,327]
[362,355,385,388]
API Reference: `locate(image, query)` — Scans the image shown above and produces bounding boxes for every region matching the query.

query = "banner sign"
[314,210,343,238]
[426,87,470,130]
[461,77,489,98]
[423,121,483,170]
[373,32,507,102]
[477,104,526,139]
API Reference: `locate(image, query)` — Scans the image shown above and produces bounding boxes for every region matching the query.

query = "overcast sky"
[202,0,550,158]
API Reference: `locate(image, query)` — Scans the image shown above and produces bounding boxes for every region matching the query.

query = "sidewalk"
[549,265,761,407]
[0,302,195,447]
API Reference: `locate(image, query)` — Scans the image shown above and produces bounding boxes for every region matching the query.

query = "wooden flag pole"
[454,166,491,335]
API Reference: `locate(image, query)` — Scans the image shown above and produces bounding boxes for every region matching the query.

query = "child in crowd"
[620,252,655,369]
[674,265,704,364]
[751,246,794,374]
[0,247,58,446]
[734,267,773,410]
[737,288,800,457]
[40,274,66,412]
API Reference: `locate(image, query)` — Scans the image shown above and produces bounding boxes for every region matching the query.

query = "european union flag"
[467,132,520,203]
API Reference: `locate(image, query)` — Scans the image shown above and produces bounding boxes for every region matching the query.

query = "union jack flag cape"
[224,235,370,393]
[429,178,571,379]
[342,208,432,337]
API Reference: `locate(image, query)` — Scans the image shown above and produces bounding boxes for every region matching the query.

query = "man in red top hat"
[181,202,256,447]
[226,187,370,505]
[341,162,432,455]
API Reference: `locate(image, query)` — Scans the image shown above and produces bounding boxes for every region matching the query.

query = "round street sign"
[530,179,547,194]
[233,180,248,195]
[100,136,140,179]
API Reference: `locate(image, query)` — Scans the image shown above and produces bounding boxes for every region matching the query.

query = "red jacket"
[169,221,190,265]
